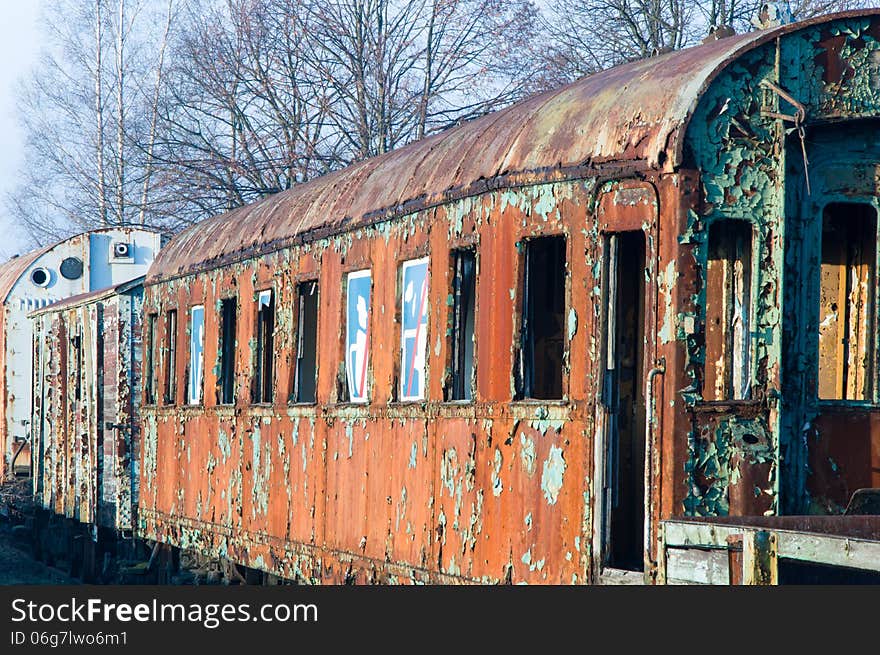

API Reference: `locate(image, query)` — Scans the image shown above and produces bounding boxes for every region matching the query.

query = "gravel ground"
[0,477,75,584]
[0,525,76,585]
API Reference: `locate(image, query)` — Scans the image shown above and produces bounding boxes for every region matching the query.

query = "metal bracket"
[759,79,806,123]
[759,79,811,195]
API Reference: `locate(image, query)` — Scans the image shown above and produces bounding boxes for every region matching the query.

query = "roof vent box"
[110,241,134,263]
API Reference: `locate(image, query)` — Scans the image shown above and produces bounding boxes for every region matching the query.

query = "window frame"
[343,269,372,404]
[445,247,477,403]
[513,234,569,402]
[702,218,755,403]
[217,296,237,406]
[398,256,430,403]
[72,328,83,403]
[291,279,319,405]
[252,288,276,405]
[187,304,205,406]
[145,312,159,405]
[163,309,178,406]
[816,200,879,404]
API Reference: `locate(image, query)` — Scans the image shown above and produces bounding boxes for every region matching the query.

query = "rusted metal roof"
[148,9,880,284]
[0,248,51,305]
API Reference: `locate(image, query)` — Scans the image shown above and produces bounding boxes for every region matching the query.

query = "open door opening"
[601,231,647,572]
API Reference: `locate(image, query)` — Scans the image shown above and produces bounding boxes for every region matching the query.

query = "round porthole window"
[60,256,84,280]
[30,267,51,288]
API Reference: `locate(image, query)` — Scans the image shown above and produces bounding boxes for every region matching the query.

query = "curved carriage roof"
[0,227,160,305]
[0,246,54,305]
[148,9,880,284]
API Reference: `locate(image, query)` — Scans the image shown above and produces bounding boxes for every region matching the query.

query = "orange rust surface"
[139,170,712,583]
[140,180,662,583]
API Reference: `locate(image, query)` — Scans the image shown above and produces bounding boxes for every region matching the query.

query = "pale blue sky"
[0,1,42,260]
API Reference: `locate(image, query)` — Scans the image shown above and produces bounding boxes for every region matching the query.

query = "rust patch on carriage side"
[140,180,600,584]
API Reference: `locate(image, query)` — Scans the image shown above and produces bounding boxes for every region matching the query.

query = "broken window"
[253,289,275,404]
[515,236,566,400]
[293,281,319,404]
[72,331,83,402]
[447,249,476,401]
[345,270,371,403]
[704,220,753,401]
[164,309,177,405]
[145,313,158,404]
[400,258,429,401]
[187,305,204,405]
[818,203,877,401]
[218,298,236,405]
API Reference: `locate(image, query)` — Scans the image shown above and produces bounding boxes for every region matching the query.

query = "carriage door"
[599,231,647,574]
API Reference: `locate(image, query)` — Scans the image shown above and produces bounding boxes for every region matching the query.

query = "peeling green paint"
[541,446,566,505]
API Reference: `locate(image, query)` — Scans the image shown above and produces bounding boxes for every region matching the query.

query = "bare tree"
[147,0,338,223]
[7,0,181,244]
[95,0,109,227]
[538,0,878,87]
[14,0,879,246]
[138,0,175,225]
[148,0,537,224]
[538,0,698,84]
[304,0,538,160]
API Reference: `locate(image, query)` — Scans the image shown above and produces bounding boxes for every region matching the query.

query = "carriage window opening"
[705,220,753,401]
[145,313,158,404]
[400,258,429,401]
[448,249,476,401]
[345,270,371,403]
[72,332,83,402]
[253,290,275,404]
[187,306,205,405]
[164,310,177,404]
[218,298,237,405]
[818,203,876,401]
[516,236,566,400]
[294,281,319,403]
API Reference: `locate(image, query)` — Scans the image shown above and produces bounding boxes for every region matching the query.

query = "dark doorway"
[602,231,646,571]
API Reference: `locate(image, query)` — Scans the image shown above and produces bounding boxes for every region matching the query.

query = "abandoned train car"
[0,228,161,481]
[138,10,880,584]
[28,277,148,580]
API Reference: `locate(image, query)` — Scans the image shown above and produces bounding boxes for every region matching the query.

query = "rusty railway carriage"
[138,11,880,584]
[0,227,160,481]
[29,278,146,580]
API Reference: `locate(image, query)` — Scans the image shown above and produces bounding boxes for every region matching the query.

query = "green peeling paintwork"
[567,308,578,341]
[681,17,880,518]
[541,445,566,505]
